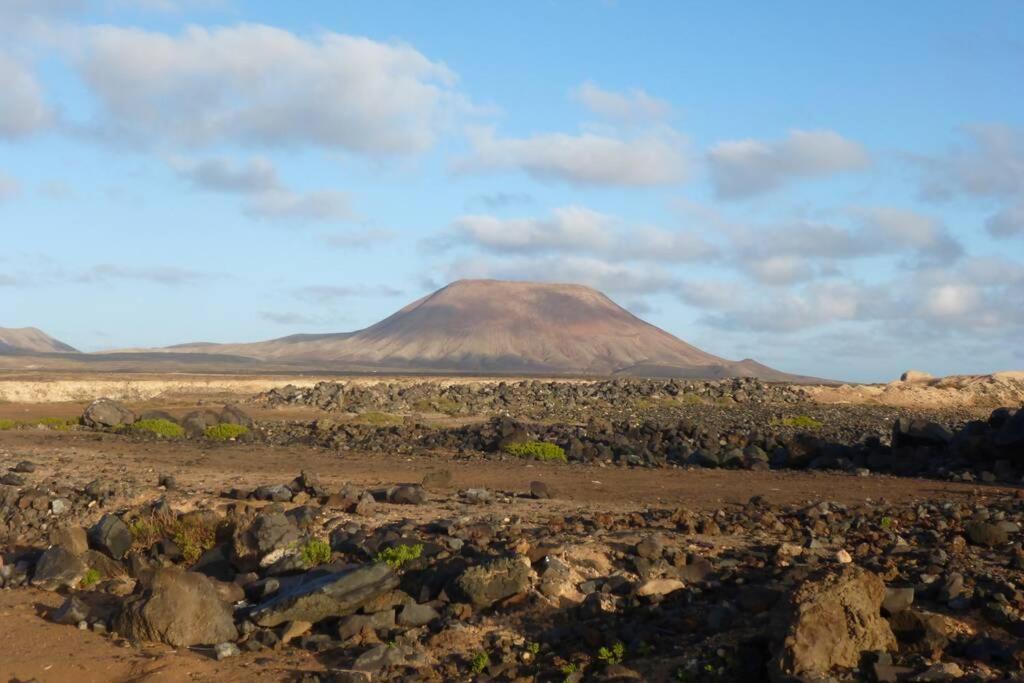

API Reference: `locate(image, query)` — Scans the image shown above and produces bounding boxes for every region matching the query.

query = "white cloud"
[985,203,1024,238]
[444,255,675,295]
[77,264,213,285]
[292,284,402,302]
[707,129,870,198]
[170,155,352,223]
[919,124,1024,200]
[455,126,687,186]
[73,24,464,154]
[321,228,396,249]
[244,189,351,223]
[572,81,672,124]
[170,155,279,193]
[854,207,963,264]
[447,206,715,262]
[0,51,52,138]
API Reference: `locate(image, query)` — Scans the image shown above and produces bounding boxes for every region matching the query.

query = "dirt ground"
[1,373,1022,683]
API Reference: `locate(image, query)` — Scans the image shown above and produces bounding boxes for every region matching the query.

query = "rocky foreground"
[0,385,1022,682]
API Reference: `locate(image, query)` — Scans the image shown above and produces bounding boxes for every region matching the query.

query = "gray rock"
[181,409,221,438]
[529,480,552,499]
[114,567,238,647]
[50,596,90,625]
[352,643,428,673]
[965,521,1008,547]
[337,609,396,640]
[82,398,135,429]
[50,526,89,556]
[388,484,426,505]
[882,586,915,616]
[248,563,399,627]
[253,484,293,502]
[454,556,535,608]
[89,514,134,560]
[251,511,301,556]
[397,602,440,627]
[214,642,241,660]
[33,547,87,591]
[219,404,253,427]
[634,535,664,560]
[12,460,36,473]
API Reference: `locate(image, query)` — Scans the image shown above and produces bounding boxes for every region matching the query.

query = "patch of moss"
[375,543,423,569]
[773,415,823,430]
[503,440,567,463]
[34,416,78,430]
[0,419,15,430]
[132,418,185,438]
[80,568,101,588]
[204,423,249,441]
[129,513,217,563]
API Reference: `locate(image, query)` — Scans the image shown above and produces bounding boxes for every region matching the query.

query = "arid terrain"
[1,370,1023,682]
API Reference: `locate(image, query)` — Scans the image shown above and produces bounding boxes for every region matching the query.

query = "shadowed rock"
[248,563,398,627]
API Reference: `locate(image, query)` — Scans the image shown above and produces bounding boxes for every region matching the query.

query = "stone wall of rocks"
[255,377,810,421]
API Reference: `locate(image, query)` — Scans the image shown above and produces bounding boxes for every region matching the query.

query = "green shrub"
[774,415,823,430]
[300,538,332,567]
[132,418,185,438]
[35,416,78,430]
[503,440,567,463]
[204,423,249,441]
[0,419,15,430]
[128,512,217,563]
[80,568,101,588]
[470,651,490,674]
[598,642,625,666]
[375,543,423,569]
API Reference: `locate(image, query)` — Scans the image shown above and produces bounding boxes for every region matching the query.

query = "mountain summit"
[0,326,78,355]
[167,280,804,379]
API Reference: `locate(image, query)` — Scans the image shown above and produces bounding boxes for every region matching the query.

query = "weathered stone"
[82,398,135,429]
[454,556,535,608]
[388,484,426,505]
[397,602,440,627]
[114,567,237,647]
[772,565,896,677]
[964,521,1008,547]
[248,563,399,627]
[49,526,89,556]
[882,586,915,616]
[88,515,134,560]
[32,547,87,591]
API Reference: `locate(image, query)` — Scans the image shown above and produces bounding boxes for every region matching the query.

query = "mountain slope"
[0,326,78,354]
[162,280,804,379]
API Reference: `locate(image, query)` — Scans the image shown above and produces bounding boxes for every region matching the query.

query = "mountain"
[165,280,809,380]
[0,326,78,355]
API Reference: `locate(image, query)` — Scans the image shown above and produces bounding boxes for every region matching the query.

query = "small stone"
[214,642,241,660]
[835,549,852,564]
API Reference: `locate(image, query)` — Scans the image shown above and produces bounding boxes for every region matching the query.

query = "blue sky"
[1,0,1022,382]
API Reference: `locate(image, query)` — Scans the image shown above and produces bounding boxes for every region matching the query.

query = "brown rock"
[772,565,896,678]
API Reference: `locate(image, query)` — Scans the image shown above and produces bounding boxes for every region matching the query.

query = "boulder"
[893,418,953,448]
[772,565,896,678]
[248,563,399,627]
[32,546,87,591]
[49,526,89,556]
[388,484,427,505]
[181,409,221,438]
[964,521,1008,547]
[82,398,135,429]
[219,404,253,427]
[89,515,134,560]
[114,567,237,647]
[454,556,535,608]
[900,370,934,383]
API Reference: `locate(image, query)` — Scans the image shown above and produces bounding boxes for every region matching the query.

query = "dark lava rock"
[32,546,87,591]
[82,398,136,429]
[396,602,440,627]
[49,596,90,625]
[88,514,134,560]
[529,481,552,499]
[115,567,238,647]
[248,563,399,627]
[388,484,426,505]
[12,460,36,473]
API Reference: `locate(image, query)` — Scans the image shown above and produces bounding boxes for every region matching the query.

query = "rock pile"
[3,468,1023,680]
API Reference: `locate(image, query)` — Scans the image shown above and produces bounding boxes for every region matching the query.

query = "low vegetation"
[773,415,824,430]
[470,651,490,674]
[132,418,185,438]
[375,543,423,569]
[412,397,464,415]
[503,440,568,463]
[0,416,78,430]
[80,568,101,588]
[598,642,626,666]
[204,423,249,441]
[300,538,332,568]
[128,513,218,563]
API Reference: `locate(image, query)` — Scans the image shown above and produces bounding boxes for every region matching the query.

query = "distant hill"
[0,326,78,354]
[162,279,812,380]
